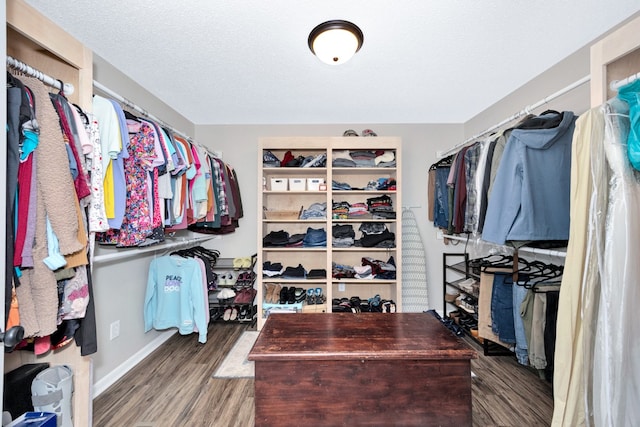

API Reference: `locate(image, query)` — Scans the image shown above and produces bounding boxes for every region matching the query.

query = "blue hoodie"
[482,111,576,245]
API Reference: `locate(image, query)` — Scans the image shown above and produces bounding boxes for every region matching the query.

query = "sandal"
[223,306,233,321]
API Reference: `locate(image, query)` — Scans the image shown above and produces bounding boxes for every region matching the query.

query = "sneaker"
[343,129,359,137]
[263,150,280,167]
[365,180,379,191]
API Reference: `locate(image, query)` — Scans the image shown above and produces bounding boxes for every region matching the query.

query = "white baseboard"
[92,330,177,398]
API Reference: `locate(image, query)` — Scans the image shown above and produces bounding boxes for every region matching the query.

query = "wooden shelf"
[257,137,402,329]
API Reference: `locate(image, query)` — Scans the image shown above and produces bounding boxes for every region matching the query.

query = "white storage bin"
[307,178,325,191]
[289,178,306,191]
[270,178,288,191]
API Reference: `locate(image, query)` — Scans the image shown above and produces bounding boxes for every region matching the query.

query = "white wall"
[464,46,592,139]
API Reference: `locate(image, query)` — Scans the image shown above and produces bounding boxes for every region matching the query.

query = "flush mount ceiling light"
[308,20,364,65]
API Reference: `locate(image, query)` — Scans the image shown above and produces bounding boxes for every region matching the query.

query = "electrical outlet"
[110,320,120,340]
[338,282,346,292]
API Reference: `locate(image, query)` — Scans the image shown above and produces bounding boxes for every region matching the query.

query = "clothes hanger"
[72,103,90,125]
[472,254,514,270]
[518,260,563,289]
[516,110,564,130]
[429,154,454,171]
[123,110,141,122]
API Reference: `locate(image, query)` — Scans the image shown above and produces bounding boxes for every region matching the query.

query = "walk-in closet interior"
[3,1,640,425]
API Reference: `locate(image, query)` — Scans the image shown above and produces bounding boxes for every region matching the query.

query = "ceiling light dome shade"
[308,20,364,65]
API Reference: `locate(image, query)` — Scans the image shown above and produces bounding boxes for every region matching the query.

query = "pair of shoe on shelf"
[278,286,306,304]
[343,129,377,137]
[222,306,239,321]
[233,287,257,304]
[448,310,477,328]
[306,288,325,305]
[331,294,396,313]
[221,305,254,322]
[367,294,396,313]
[217,271,237,286]
[233,256,255,270]
[236,271,256,285]
[264,283,282,304]
[215,288,236,304]
[332,296,364,313]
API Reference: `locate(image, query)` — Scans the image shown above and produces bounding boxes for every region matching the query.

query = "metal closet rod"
[610,71,640,91]
[442,234,566,258]
[93,80,192,141]
[92,236,215,264]
[6,55,75,95]
[439,75,591,159]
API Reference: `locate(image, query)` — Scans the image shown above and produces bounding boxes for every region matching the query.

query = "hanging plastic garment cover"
[616,78,640,170]
[592,98,640,426]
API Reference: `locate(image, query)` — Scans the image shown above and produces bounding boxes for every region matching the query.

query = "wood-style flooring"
[93,322,553,427]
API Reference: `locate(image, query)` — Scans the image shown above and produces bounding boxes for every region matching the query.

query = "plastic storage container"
[270,178,288,191]
[289,178,306,191]
[307,178,325,191]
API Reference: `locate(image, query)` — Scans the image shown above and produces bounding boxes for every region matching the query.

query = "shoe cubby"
[257,137,402,329]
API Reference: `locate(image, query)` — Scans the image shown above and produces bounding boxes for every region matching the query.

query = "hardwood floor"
[469,339,554,426]
[93,322,553,427]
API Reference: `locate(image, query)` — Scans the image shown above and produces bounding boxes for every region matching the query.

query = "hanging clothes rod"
[441,234,567,258]
[610,71,640,91]
[93,80,192,141]
[6,55,75,95]
[438,75,591,159]
[92,236,216,264]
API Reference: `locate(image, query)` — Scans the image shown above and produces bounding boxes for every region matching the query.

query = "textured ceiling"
[23,0,640,125]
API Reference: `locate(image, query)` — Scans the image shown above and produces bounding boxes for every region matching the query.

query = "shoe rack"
[442,253,479,331]
[257,137,402,330]
[209,256,257,324]
[443,253,513,356]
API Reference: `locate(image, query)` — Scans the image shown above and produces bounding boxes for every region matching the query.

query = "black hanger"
[124,110,141,122]
[516,260,563,289]
[516,110,564,130]
[72,103,90,125]
[469,254,514,271]
[429,154,454,171]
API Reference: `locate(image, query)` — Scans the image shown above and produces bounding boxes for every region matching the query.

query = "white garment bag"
[592,98,640,426]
